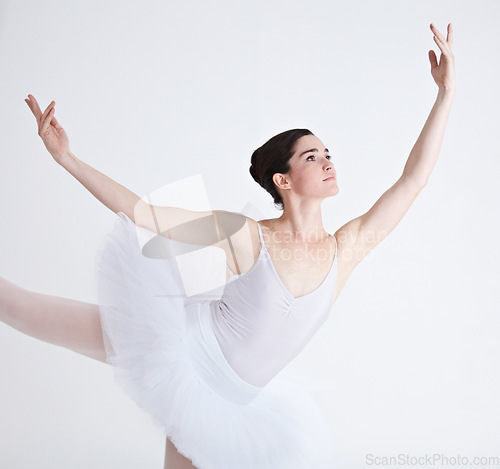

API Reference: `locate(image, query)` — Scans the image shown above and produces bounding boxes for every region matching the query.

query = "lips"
[323,176,336,181]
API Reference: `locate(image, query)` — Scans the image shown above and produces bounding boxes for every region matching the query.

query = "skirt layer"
[95,212,337,469]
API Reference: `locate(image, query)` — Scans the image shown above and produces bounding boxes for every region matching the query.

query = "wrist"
[57,150,77,169]
[437,85,456,100]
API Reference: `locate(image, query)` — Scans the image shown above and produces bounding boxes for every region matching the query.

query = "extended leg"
[164,437,198,469]
[0,276,107,362]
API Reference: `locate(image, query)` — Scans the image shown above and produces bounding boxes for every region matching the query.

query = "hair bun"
[249,129,313,211]
[249,164,260,185]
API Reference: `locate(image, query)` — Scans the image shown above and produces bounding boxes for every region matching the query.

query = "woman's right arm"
[64,151,253,254]
[25,94,148,223]
[24,95,249,247]
[64,152,252,254]
[60,150,145,223]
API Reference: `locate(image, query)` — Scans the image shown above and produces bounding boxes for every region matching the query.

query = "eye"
[306,154,332,161]
[306,155,332,161]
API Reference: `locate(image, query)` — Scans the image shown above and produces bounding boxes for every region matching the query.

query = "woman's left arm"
[402,23,456,185]
[335,23,455,272]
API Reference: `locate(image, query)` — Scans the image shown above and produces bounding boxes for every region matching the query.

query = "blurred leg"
[164,437,198,469]
[0,276,106,362]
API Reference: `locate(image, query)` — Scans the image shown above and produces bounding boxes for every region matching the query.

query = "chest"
[261,235,336,298]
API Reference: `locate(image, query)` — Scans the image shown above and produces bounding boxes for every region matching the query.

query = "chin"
[328,184,339,196]
[322,190,339,202]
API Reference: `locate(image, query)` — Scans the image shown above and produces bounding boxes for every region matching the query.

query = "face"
[273,134,338,201]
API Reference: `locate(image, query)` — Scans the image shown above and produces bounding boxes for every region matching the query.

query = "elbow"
[401,173,428,190]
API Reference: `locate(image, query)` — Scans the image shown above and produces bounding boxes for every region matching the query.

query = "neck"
[271,202,329,243]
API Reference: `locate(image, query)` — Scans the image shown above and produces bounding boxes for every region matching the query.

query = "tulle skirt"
[95,212,337,469]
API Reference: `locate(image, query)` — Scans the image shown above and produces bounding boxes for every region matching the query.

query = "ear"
[272,173,291,192]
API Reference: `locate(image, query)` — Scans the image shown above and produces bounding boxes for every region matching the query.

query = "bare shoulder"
[332,217,366,301]
[331,176,427,300]
[222,215,262,275]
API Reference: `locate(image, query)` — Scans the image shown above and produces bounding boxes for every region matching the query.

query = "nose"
[324,158,334,170]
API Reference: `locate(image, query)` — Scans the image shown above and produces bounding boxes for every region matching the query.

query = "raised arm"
[24,94,148,220]
[24,94,248,248]
[335,23,456,277]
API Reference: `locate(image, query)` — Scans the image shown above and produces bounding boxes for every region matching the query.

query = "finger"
[428,50,438,69]
[430,23,446,43]
[447,23,453,48]
[51,116,63,130]
[27,94,43,121]
[40,106,56,134]
[24,98,35,115]
[431,23,452,53]
[433,34,451,57]
[41,101,56,125]
[42,100,55,116]
[25,96,42,123]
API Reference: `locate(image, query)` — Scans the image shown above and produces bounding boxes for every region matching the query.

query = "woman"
[1,23,455,469]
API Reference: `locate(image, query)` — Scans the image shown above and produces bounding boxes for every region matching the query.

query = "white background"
[1,0,499,468]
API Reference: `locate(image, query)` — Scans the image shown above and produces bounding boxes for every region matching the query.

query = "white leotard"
[209,221,338,387]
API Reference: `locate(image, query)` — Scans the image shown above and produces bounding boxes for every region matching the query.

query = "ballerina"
[1,23,455,469]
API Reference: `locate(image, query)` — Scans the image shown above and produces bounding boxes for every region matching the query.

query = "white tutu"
[95,212,337,469]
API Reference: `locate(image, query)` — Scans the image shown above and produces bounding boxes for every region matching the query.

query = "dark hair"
[249,129,314,210]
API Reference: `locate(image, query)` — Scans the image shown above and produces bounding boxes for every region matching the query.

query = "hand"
[25,94,71,164]
[429,23,456,92]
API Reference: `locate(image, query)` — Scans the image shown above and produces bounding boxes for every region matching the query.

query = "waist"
[185,302,264,406]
